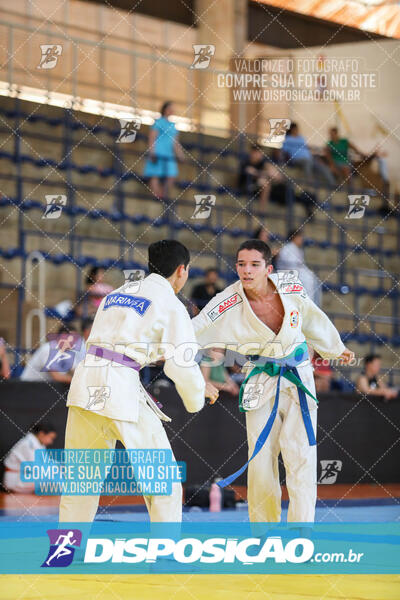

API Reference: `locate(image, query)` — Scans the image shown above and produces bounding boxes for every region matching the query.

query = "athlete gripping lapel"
[60,240,218,523]
[192,239,353,523]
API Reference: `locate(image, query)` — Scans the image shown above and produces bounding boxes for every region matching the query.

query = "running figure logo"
[116,118,141,143]
[318,460,343,484]
[42,195,67,219]
[42,529,82,567]
[242,383,264,410]
[267,119,291,143]
[37,45,63,70]
[122,269,145,293]
[86,386,110,411]
[123,269,145,284]
[190,45,215,69]
[42,333,81,373]
[191,195,216,219]
[346,195,370,219]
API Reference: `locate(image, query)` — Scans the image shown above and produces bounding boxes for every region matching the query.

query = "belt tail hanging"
[218,361,317,489]
[217,367,284,489]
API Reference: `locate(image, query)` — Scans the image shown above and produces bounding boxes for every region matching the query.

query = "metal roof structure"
[256,0,400,39]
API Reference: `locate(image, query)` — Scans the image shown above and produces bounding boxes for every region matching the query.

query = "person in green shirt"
[200,349,239,397]
[326,126,366,181]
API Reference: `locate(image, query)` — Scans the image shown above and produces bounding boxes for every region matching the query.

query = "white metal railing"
[25,250,46,350]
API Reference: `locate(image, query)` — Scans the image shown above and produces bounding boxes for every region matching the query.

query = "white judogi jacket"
[192,274,345,403]
[67,273,205,423]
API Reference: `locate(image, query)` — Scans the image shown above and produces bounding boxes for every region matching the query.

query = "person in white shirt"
[59,240,218,523]
[276,228,321,306]
[192,239,354,523]
[3,423,57,493]
[20,321,91,384]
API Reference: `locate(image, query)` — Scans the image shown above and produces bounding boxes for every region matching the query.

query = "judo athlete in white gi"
[192,239,354,523]
[59,240,218,523]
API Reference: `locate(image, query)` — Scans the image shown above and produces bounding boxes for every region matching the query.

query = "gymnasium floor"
[1,485,399,600]
[1,483,399,522]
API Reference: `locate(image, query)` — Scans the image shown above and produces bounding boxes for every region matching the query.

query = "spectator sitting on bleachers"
[20,322,90,384]
[0,337,11,380]
[143,100,185,200]
[238,144,283,211]
[276,228,321,306]
[191,268,221,312]
[3,422,57,493]
[282,122,336,186]
[325,126,365,181]
[76,266,113,318]
[356,354,398,401]
[325,127,390,192]
[254,154,319,220]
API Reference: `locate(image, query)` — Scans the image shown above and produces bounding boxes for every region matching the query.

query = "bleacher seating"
[0,95,399,384]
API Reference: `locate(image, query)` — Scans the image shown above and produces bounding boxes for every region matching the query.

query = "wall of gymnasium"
[0,2,398,180]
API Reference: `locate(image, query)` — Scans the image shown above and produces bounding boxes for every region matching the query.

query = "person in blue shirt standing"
[282,122,336,186]
[144,101,185,200]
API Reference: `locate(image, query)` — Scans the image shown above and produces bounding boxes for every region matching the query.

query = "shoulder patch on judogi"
[207,292,243,322]
[103,293,151,316]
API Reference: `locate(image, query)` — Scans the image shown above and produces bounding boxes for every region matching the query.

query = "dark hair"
[205,267,218,275]
[160,101,173,116]
[288,122,297,134]
[364,354,381,365]
[287,228,303,241]
[236,239,272,264]
[148,240,190,278]
[81,318,94,333]
[57,324,74,335]
[253,226,270,240]
[31,422,56,435]
[86,266,103,285]
[250,143,262,152]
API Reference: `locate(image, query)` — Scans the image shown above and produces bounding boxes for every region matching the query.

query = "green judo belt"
[218,342,318,488]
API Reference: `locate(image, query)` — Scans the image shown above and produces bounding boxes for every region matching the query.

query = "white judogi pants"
[245,365,317,523]
[59,403,182,523]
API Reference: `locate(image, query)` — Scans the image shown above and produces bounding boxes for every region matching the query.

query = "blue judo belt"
[217,342,318,489]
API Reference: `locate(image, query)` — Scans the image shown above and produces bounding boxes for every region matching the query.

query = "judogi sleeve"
[191,304,212,347]
[191,287,244,349]
[191,294,226,348]
[162,303,205,413]
[300,293,346,359]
